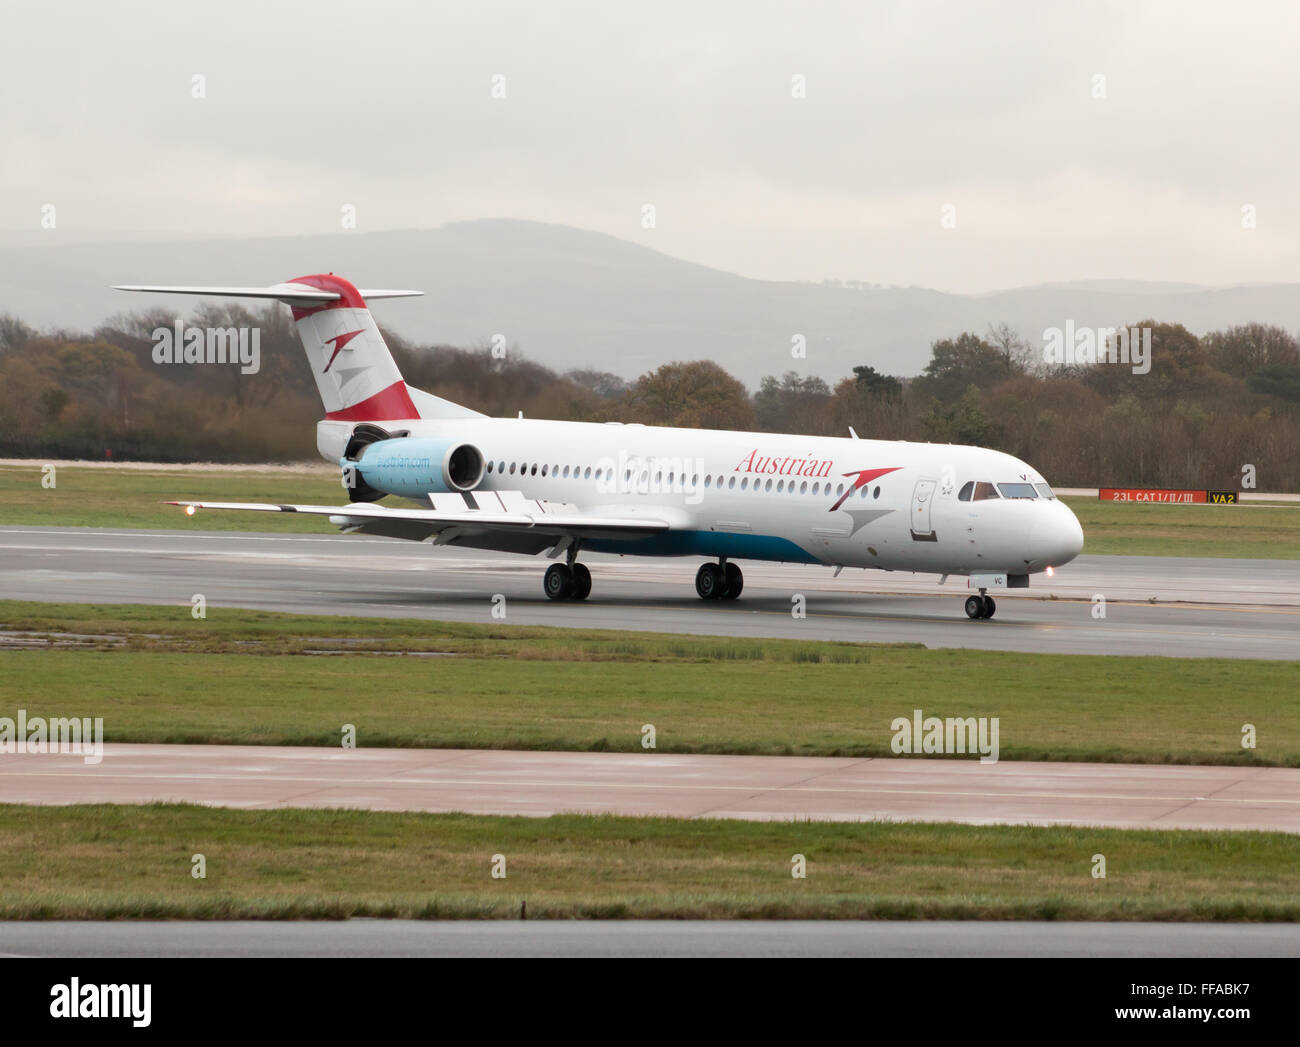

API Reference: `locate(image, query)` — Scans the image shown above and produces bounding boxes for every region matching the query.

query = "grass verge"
[1060,495,1300,558]
[2,600,1296,765]
[2,803,1297,920]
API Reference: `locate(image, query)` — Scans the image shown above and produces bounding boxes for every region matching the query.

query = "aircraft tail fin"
[115,273,484,421]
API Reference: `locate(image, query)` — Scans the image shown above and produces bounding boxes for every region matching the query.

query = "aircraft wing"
[167,490,670,545]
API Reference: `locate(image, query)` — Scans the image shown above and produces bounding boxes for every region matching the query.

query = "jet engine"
[346,436,486,501]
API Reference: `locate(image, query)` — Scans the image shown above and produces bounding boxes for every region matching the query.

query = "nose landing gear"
[964,590,997,619]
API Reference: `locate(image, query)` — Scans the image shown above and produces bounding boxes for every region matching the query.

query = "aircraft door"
[910,478,936,539]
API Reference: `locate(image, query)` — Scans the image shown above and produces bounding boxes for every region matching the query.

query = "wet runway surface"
[1,526,1297,659]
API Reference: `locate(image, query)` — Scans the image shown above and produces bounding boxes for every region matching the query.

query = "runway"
[2,920,1297,957]
[5,744,1299,833]
[2,526,1298,659]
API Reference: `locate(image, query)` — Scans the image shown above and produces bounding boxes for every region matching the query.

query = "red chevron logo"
[322,329,364,373]
[829,467,901,511]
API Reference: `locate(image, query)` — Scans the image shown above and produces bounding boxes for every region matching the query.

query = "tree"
[914,332,1021,401]
[851,364,902,398]
[753,371,832,431]
[1247,364,1300,403]
[0,314,34,354]
[622,361,754,430]
[922,386,996,446]
[564,369,629,399]
[986,322,1040,375]
[39,386,70,420]
[1203,323,1300,378]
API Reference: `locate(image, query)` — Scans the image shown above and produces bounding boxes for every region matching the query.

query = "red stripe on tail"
[324,380,420,421]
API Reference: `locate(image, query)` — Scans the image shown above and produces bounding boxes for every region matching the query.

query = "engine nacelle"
[348,437,486,500]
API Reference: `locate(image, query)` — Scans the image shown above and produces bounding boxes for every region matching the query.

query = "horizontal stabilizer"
[114,284,422,302]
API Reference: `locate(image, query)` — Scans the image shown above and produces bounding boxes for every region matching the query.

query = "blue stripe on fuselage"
[583,530,822,564]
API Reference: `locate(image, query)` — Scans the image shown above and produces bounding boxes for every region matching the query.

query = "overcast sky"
[5,0,1299,293]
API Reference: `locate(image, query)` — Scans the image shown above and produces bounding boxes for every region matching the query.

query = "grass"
[1,803,1297,920]
[2,464,1297,556]
[0,463,339,532]
[1061,496,1300,559]
[2,600,1296,765]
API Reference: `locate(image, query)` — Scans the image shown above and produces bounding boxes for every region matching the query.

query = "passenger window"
[958,481,973,501]
[972,482,999,500]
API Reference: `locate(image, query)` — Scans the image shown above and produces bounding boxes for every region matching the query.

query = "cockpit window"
[997,482,1038,499]
[1034,483,1055,499]
[972,481,1000,501]
[958,481,974,502]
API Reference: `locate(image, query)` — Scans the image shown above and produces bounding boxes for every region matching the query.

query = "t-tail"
[114,274,482,422]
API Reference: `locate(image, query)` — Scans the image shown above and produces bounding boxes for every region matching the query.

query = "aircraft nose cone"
[1036,501,1084,567]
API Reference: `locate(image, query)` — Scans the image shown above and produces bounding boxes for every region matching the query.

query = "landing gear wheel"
[722,562,743,600]
[982,596,996,619]
[544,563,573,601]
[695,562,724,600]
[570,562,592,601]
[964,595,985,619]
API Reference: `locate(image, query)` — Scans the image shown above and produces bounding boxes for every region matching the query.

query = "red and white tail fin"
[280,273,420,421]
[115,273,483,422]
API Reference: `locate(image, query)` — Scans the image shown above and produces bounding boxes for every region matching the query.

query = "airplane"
[115,273,1084,619]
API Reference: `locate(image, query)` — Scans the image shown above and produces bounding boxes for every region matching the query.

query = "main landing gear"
[964,590,997,619]
[696,559,743,600]
[543,560,592,601]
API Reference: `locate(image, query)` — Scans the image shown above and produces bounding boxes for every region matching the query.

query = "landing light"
[1045,565,1055,577]
[185,505,196,517]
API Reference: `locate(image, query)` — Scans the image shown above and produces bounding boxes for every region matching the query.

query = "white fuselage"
[318,416,1085,577]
